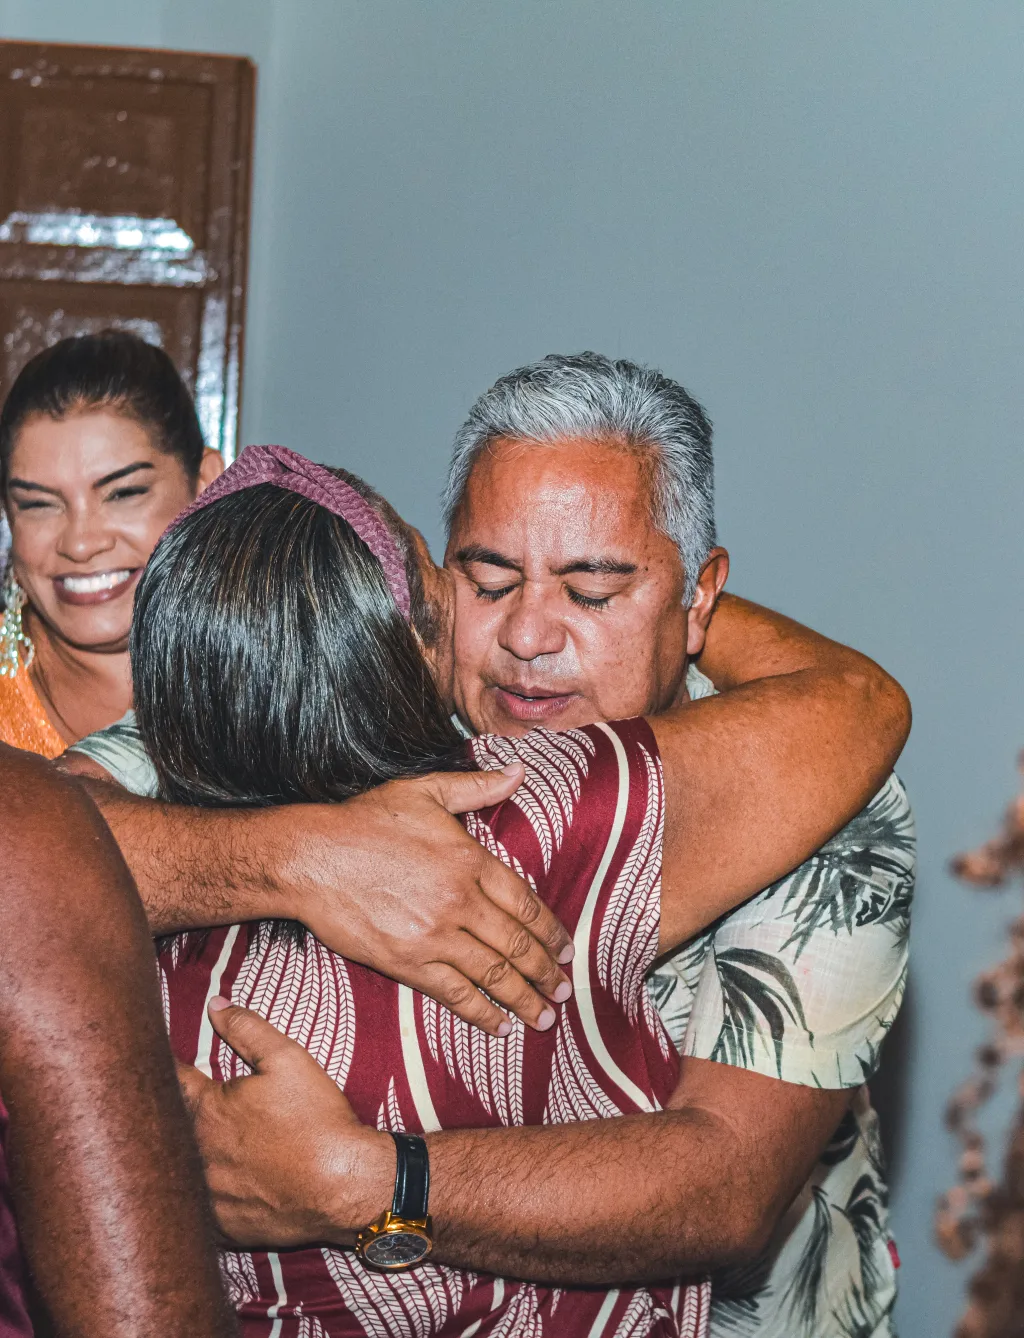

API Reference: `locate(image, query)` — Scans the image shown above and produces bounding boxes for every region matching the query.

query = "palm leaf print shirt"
[646,668,914,1338]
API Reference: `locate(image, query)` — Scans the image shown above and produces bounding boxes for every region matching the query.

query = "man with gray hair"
[432,352,911,1335]
[68,352,911,1338]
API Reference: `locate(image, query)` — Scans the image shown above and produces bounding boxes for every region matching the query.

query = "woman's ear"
[197,449,225,493]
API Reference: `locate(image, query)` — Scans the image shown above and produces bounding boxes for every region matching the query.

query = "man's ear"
[685,548,730,658]
[197,448,225,493]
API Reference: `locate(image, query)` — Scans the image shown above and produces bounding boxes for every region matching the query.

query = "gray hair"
[442,352,716,603]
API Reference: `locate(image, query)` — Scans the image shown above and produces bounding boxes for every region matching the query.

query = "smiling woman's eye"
[107,485,151,502]
[11,497,55,512]
[567,588,612,610]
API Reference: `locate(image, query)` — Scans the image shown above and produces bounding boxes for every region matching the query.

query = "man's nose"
[497,586,567,661]
[58,508,117,563]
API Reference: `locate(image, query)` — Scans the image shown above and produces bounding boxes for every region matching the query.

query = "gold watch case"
[356,1210,433,1271]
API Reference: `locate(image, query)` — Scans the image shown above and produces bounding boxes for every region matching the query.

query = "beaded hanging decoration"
[0,572,34,678]
[936,756,1024,1338]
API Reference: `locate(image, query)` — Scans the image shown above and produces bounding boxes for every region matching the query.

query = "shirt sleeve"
[66,710,161,798]
[469,719,667,984]
[681,773,915,1089]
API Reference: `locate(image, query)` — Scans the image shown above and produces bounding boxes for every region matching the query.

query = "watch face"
[364,1230,431,1270]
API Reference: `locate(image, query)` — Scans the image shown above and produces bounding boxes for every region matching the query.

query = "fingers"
[416,964,516,1038]
[476,852,574,967]
[447,931,563,1032]
[206,997,292,1070]
[428,764,525,814]
[175,1060,212,1117]
[456,891,572,1007]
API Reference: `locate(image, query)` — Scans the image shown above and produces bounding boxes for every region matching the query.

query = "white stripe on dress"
[266,1250,288,1338]
[587,1288,619,1337]
[195,924,242,1077]
[574,723,657,1113]
[399,983,442,1132]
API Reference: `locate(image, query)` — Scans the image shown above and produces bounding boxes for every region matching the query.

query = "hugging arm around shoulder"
[62,713,577,1036]
[418,757,914,1285]
[359,601,912,1284]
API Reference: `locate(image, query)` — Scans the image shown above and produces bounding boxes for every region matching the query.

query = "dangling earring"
[0,569,34,678]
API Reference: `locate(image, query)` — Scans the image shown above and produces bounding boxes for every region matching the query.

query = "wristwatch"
[356,1132,433,1271]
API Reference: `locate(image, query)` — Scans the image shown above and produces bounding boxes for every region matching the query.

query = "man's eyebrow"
[453,544,523,573]
[553,558,638,577]
[94,462,155,489]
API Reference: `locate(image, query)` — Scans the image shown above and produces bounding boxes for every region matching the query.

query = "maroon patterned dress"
[161,719,710,1337]
[0,1102,31,1338]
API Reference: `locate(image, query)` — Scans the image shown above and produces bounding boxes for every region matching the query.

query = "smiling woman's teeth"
[59,570,132,594]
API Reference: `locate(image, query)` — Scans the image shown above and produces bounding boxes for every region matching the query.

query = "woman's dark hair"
[0,330,206,489]
[131,476,467,813]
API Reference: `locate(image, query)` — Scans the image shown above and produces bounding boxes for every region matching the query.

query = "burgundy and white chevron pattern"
[471,727,595,873]
[159,719,706,1337]
[598,743,664,1021]
[222,931,355,1088]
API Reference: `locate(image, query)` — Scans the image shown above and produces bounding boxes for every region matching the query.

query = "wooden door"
[0,40,255,461]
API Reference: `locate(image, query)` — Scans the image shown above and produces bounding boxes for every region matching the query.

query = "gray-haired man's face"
[444,436,726,737]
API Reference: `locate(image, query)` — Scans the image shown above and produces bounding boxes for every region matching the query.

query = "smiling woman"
[0,332,222,753]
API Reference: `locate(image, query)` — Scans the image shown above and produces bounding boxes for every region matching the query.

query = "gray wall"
[4,2,1022,1331]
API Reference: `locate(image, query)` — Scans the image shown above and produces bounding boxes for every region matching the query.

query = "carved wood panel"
[0,41,254,461]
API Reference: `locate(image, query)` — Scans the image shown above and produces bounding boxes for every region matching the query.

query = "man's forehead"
[453,435,663,557]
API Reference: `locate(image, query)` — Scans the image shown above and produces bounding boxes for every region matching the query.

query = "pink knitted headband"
[169,444,411,620]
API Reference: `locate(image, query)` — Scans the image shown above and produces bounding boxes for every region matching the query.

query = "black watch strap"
[389,1133,430,1220]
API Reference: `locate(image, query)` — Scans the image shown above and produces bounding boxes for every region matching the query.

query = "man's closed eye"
[567,589,612,610]
[475,582,518,602]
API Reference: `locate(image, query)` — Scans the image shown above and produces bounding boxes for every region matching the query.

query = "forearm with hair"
[398,1060,850,1286]
[422,1110,746,1284]
[76,778,289,935]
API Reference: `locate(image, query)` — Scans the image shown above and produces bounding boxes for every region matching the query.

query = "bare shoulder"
[53,748,117,783]
[0,743,80,822]
[0,744,125,925]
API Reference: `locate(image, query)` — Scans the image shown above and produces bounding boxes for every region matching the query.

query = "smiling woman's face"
[4,409,209,654]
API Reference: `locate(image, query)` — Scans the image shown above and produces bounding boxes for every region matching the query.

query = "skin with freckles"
[446,435,728,737]
[4,409,221,742]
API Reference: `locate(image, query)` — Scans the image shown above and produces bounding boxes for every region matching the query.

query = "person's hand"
[178,999,394,1249]
[275,766,574,1037]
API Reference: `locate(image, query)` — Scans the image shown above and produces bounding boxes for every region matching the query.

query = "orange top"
[0,666,66,759]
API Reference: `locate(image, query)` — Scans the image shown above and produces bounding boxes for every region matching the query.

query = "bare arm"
[424,1061,848,1281]
[181,1004,847,1282]
[656,594,911,949]
[58,758,573,1036]
[0,747,234,1336]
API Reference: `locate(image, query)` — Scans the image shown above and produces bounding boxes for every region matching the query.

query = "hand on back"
[257,764,575,1037]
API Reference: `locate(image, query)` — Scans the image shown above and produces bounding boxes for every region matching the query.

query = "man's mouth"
[492,685,580,723]
[53,569,139,606]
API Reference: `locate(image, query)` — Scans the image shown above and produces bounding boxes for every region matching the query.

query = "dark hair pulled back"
[0,330,206,489]
[131,481,467,813]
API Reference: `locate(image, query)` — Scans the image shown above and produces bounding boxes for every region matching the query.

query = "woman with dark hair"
[0,330,221,754]
[127,445,909,1338]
